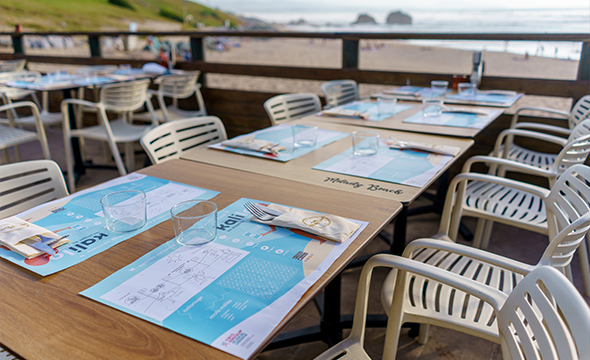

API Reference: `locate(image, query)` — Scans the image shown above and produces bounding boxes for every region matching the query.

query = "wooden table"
[181,121,473,206]
[306,100,503,138]
[0,160,399,360]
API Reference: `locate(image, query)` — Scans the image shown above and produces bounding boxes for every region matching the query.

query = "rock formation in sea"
[352,14,377,25]
[386,11,412,25]
[289,18,307,25]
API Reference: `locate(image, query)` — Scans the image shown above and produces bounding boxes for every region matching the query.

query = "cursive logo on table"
[323,177,404,194]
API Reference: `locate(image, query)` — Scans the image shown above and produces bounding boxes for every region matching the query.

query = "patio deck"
[2,127,588,360]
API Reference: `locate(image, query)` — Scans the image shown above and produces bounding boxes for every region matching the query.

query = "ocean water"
[246,8,590,60]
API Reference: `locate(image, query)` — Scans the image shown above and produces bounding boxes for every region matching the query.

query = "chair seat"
[0,124,40,149]
[492,143,556,171]
[71,119,153,143]
[134,107,206,122]
[462,180,548,234]
[0,112,62,127]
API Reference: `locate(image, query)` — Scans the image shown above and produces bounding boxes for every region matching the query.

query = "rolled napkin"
[251,204,360,243]
[0,217,69,259]
[382,88,419,97]
[221,136,286,154]
[476,90,518,96]
[384,139,461,156]
[321,108,369,119]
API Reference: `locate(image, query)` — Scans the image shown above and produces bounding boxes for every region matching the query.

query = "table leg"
[320,274,342,346]
[392,205,408,256]
[63,89,86,181]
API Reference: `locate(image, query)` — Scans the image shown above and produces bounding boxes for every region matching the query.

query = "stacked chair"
[263,93,321,125]
[61,79,158,192]
[0,59,26,72]
[320,79,359,108]
[134,71,207,123]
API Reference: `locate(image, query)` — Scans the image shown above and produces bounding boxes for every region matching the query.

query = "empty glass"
[171,200,217,246]
[292,123,318,148]
[352,131,380,156]
[458,82,477,96]
[377,96,397,116]
[100,190,147,233]
[430,80,449,97]
[422,99,444,117]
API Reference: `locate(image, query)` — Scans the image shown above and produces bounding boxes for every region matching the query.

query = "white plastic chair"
[263,93,321,125]
[140,116,227,164]
[0,59,26,72]
[315,256,590,360]
[492,117,590,175]
[0,70,62,129]
[134,71,207,123]
[509,94,590,136]
[0,101,50,163]
[0,160,68,218]
[61,79,157,192]
[320,79,359,108]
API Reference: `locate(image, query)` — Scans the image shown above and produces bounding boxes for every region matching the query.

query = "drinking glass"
[422,99,444,117]
[100,190,147,233]
[458,82,477,96]
[352,131,379,156]
[430,80,449,97]
[292,123,318,148]
[171,200,217,246]
[377,96,397,116]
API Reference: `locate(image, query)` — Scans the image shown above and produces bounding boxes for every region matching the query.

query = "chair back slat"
[100,79,150,111]
[498,267,590,360]
[0,160,68,218]
[568,95,590,129]
[158,71,199,99]
[553,133,590,177]
[263,93,321,125]
[321,79,360,108]
[140,116,227,164]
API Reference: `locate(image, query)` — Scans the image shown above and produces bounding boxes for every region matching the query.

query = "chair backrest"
[321,79,359,108]
[76,65,117,76]
[544,164,590,240]
[551,133,590,179]
[568,95,590,129]
[263,93,321,125]
[498,266,590,360]
[157,71,200,99]
[0,160,68,218]
[100,79,151,112]
[140,116,227,164]
[0,70,41,83]
[0,59,26,72]
[0,71,42,102]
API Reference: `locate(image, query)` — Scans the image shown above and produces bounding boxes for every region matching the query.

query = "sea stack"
[386,11,412,25]
[352,14,377,25]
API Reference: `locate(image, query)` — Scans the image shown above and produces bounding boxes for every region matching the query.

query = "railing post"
[342,39,359,69]
[11,34,24,55]
[88,35,102,57]
[190,36,206,87]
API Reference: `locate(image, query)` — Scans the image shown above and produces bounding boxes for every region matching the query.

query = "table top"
[0,160,400,360]
[181,121,474,205]
[306,100,504,138]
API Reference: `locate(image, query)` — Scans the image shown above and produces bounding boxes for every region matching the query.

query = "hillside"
[0,0,243,32]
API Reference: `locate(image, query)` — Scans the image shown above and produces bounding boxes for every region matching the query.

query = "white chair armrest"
[493,128,568,157]
[463,155,555,179]
[366,255,507,309]
[403,238,536,275]
[511,106,569,127]
[449,171,551,199]
[61,98,102,110]
[512,122,571,136]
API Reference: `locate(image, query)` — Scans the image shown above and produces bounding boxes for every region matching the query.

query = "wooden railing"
[2,30,590,136]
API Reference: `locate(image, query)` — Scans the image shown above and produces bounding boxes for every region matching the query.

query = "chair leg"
[472,219,487,248]
[124,142,135,172]
[14,144,22,162]
[480,220,495,250]
[2,148,9,163]
[578,237,590,297]
[417,324,429,344]
[64,134,76,193]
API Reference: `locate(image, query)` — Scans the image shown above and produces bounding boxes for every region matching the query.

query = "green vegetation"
[0,0,242,31]
[108,0,135,11]
[159,7,183,23]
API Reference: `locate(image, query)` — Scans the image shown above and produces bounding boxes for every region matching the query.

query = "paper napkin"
[251,204,360,243]
[221,137,286,154]
[321,108,369,119]
[0,217,69,259]
[384,139,461,156]
[382,89,419,97]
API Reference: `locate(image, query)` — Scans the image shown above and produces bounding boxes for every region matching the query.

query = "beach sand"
[4,36,577,112]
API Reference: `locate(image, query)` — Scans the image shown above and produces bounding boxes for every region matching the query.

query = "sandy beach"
[3,35,577,112]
